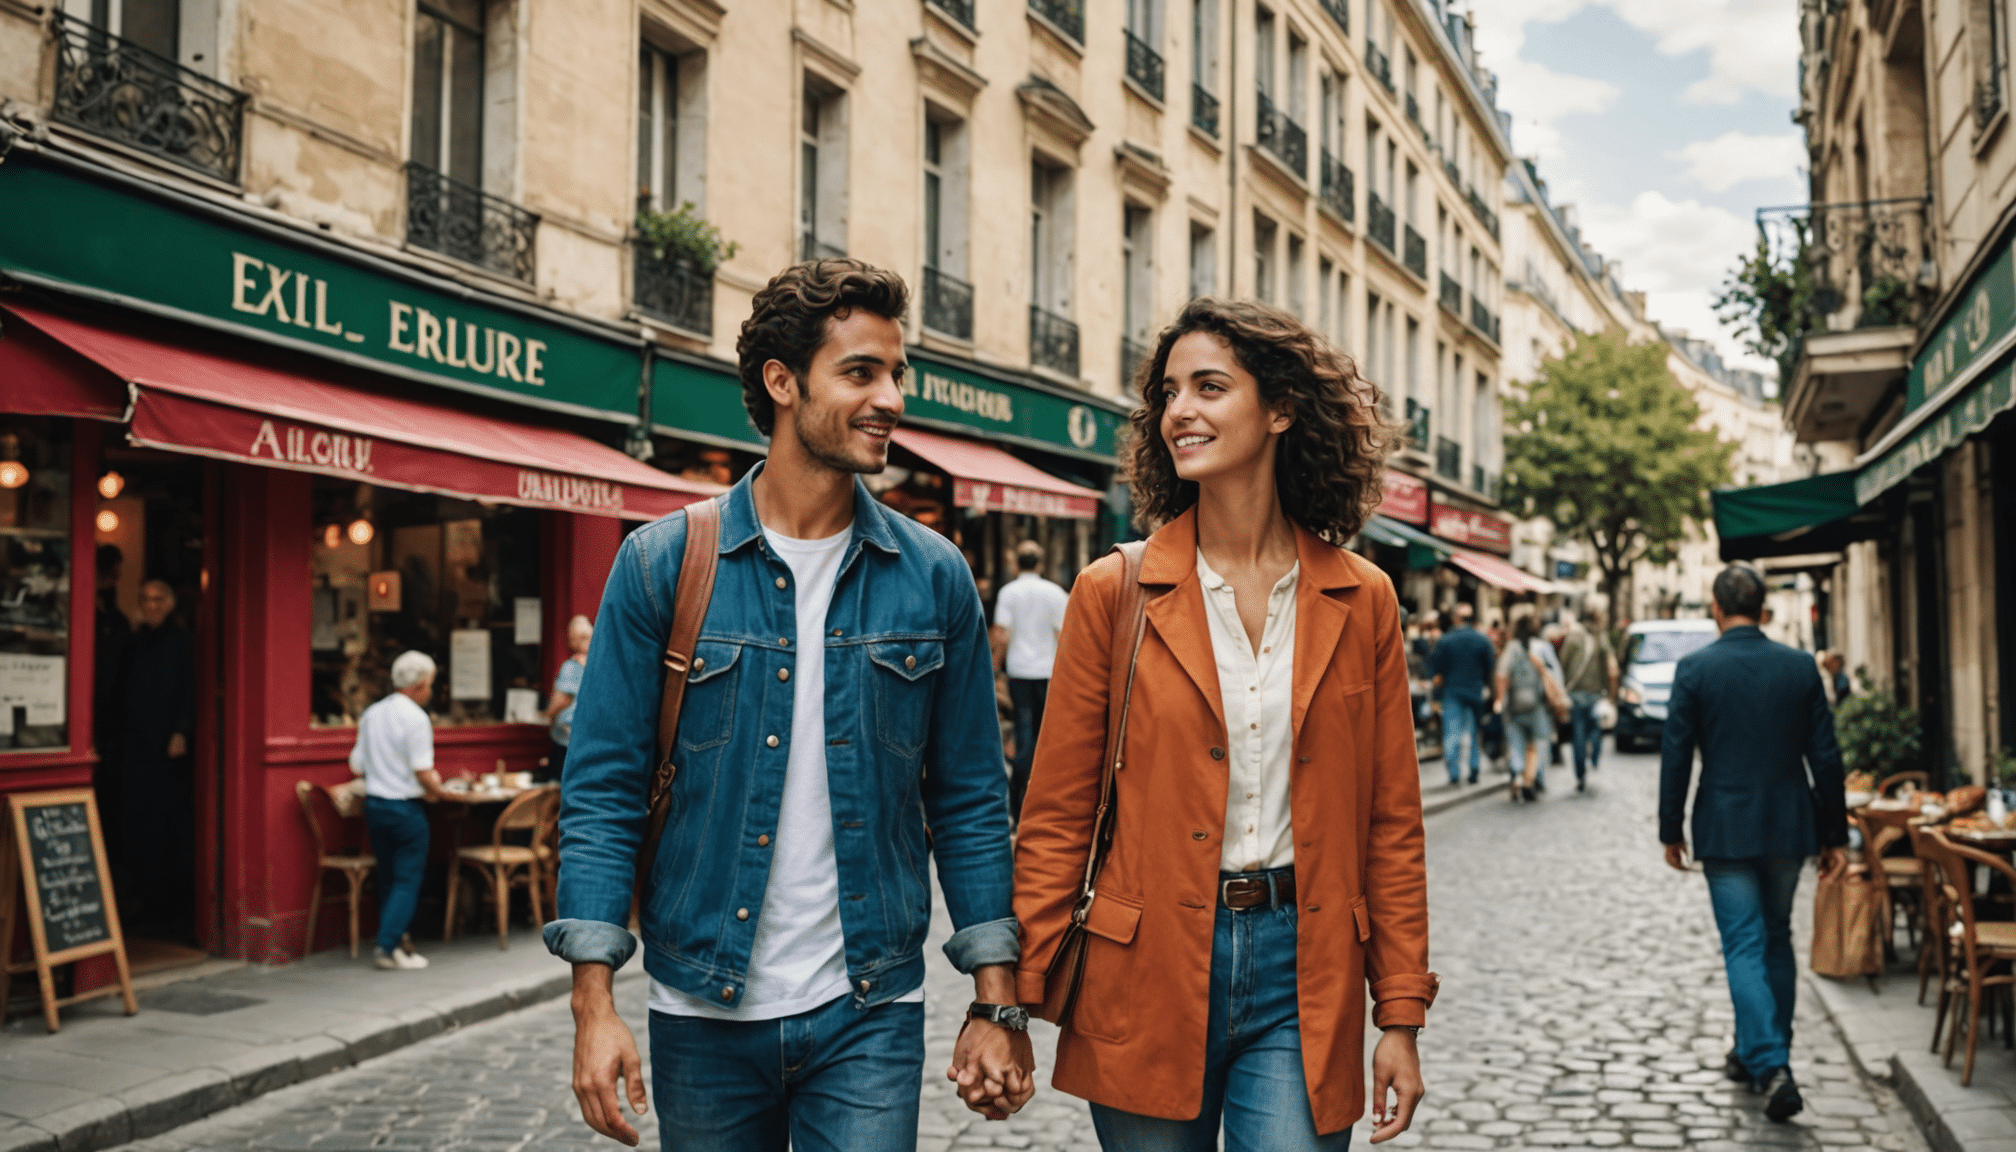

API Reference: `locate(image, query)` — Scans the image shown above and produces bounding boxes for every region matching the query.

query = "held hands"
[1368,1027,1426,1143]
[1817,846,1849,881]
[948,1017,1036,1120]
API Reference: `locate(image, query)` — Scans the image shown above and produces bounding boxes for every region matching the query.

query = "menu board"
[1,790,135,1031]
[21,802,108,953]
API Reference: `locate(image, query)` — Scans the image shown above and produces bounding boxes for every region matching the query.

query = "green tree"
[1501,330,1735,615]
[1713,221,1819,381]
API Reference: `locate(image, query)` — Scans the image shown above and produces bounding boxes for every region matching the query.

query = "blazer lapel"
[1140,510,1227,741]
[1291,526,1360,742]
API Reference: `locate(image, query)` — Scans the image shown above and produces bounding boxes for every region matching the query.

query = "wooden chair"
[1922,830,2016,1085]
[533,788,562,919]
[445,788,559,950]
[1854,809,1924,954]
[1910,823,1957,1005]
[294,781,376,958]
[1877,771,1930,797]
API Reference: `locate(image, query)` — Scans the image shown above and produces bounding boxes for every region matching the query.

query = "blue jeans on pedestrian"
[1503,708,1551,785]
[648,992,925,1151]
[1702,856,1804,1076]
[1442,695,1482,783]
[1089,879,1351,1152]
[1568,691,1603,782]
[363,796,429,955]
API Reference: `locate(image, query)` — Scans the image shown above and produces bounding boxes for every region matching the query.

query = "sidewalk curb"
[1422,779,1505,817]
[0,966,588,1152]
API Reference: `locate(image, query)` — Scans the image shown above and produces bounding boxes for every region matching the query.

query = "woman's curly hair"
[1125,296,1401,542]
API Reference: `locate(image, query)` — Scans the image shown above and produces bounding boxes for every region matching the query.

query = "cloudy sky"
[1468,0,1804,378]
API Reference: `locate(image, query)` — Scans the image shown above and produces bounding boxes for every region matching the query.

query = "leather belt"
[1218,869,1296,910]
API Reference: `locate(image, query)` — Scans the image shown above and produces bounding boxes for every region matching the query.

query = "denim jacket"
[543,463,1018,1009]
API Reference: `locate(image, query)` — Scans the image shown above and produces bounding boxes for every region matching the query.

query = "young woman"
[1013,298,1435,1150]
[1494,611,1558,803]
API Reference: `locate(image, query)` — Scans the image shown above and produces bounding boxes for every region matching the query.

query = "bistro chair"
[294,780,376,958]
[1910,823,1958,1006]
[1877,771,1931,797]
[533,787,562,918]
[1854,809,1924,955]
[1923,830,2016,1085]
[445,787,559,950]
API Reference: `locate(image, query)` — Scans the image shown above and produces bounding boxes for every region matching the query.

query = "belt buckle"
[1220,876,1264,908]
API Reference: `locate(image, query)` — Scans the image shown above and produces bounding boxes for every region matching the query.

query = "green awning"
[1855,354,2016,504]
[1358,515,1453,569]
[1712,472,1887,561]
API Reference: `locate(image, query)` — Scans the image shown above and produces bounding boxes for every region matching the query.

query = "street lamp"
[0,461,26,489]
[98,471,124,499]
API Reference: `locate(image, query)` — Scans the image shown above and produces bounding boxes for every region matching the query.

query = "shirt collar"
[1195,549,1300,597]
[718,460,903,557]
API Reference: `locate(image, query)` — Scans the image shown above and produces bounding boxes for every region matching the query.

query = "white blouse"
[1195,550,1299,874]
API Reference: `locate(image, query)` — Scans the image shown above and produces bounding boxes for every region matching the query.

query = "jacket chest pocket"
[867,639,944,759]
[675,641,742,752]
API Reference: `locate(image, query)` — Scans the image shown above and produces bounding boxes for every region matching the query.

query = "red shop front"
[0,300,718,978]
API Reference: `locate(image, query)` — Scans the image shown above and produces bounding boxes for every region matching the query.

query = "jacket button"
[766,735,780,748]
[1209,747,1225,760]
[693,657,706,672]
[776,577,788,589]
[758,834,771,847]
[832,628,843,636]
[859,979,872,993]
[736,908,749,921]
[1298,756,1310,764]
[1192,830,1208,840]
[905,655,917,669]
[778,668,791,682]
[780,638,790,646]
[721,986,735,1000]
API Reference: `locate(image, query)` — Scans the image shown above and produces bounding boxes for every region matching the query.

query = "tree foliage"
[1835,669,1924,780]
[1713,222,1819,380]
[1501,330,1735,613]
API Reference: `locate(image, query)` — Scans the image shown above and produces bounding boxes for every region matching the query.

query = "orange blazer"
[1013,508,1436,1134]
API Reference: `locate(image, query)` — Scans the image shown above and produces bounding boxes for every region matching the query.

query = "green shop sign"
[1908,229,2016,411]
[0,157,639,419]
[1857,357,2016,503]
[650,356,766,450]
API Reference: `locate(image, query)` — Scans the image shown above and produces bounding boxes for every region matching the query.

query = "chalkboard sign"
[1,789,135,1032]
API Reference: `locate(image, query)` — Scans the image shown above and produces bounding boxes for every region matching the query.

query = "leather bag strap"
[1073,541,1152,922]
[635,497,720,897]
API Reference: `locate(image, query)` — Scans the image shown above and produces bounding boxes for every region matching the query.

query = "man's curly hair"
[1125,296,1401,542]
[736,258,909,437]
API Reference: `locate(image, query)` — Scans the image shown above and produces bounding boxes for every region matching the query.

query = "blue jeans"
[648,993,925,1151]
[1568,691,1603,781]
[1090,884,1351,1151]
[1008,677,1049,818]
[1503,708,1551,784]
[363,796,429,954]
[1442,695,1482,782]
[1702,857,1804,1076]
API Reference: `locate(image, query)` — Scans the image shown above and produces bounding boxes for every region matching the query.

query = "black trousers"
[1007,677,1049,820]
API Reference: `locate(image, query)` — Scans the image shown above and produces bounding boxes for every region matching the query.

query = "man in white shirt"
[350,651,468,970]
[992,541,1070,820]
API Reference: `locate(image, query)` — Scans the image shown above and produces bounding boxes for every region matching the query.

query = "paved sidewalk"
[0,928,581,1152]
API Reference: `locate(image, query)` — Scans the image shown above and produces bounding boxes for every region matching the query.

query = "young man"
[1558,609,1619,790]
[1430,603,1496,786]
[991,540,1068,819]
[546,259,1033,1150]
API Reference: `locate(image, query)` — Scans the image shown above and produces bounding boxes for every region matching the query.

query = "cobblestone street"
[106,747,1927,1152]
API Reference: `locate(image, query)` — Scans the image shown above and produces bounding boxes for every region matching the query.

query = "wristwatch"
[1383,1025,1423,1038]
[968,1002,1030,1031]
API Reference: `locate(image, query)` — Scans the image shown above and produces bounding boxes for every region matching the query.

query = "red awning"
[1447,548,1554,594]
[2,304,722,519]
[890,426,1104,520]
[0,311,128,420]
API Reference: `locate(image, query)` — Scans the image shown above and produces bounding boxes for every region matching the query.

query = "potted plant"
[1834,669,1924,783]
[635,201,737,275]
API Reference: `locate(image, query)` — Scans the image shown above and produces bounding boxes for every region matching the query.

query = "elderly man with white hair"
[541,614,593,782]
[350,651,468,969]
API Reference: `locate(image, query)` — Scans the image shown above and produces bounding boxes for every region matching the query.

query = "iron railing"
[1402,224,1427,278]
[634,252,712,334]
[1366,41,1394,94]
[1439,271,1462,314]
[1443,158,1461,186]
[1405,398,1430,450]
[405,163,538,281]
[801,234,846,261]
[1121,337,1151,387]
[1191,84,1220,136]
[1756,198,1933,329]
[1466,185,1500,240]
[923,266,974,340]
[1368,190,1396,252]
[51,12,247,183]
[1435,436,1462,481]
[1406,92,1420,126]
[1125,28,1165,101]
[1470,297,1501,345]
[1255,91,1307,177]
[932,0,976,32]
[1320,0,1349,35]
[1030,0,1084,42]
[1319,150,1354,223]
[1030,306,1080,376]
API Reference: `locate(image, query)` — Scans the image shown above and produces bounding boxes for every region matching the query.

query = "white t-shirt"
[994,572,1070,680]
[349,692,434,800]
[650,524,923,1020]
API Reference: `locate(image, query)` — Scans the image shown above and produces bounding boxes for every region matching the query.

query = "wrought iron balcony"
[1758,197,1934,330]
[1121,337,1151,387]
[405,163,538,282]
[931,0,976,32]
[801,233,846,262]
[634,251,712,335]
[1466,185,1500,241]
[1367,190,1396,252]
[1192,84,1220,137]
[1406,92,1420,126]
[1439,271,1462,314]
[1125,29,1165,101]
[1366,41,1394,94]
[1320,0,1349,35]
[51,12,247,184]
[1255,92,1307,178]
[1470,297,1501,345]
[1029,0,1084,42]
[1402,224,1427,279]
[1405,398,1430,450]
[1319,150,1355,223]
[1443,158,1461,186]
[1435,436,1462,481]
[1030,306,1080,377]
[923,266,974,340]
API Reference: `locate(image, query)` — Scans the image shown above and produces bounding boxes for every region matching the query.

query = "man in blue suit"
[1431,603,1497,786]
[1660,565,1847,1123]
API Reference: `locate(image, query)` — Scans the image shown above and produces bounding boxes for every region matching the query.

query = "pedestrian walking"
[1494,613,1559,802]
[547,259,1031,1150]
[350,650,470,970]
[993,540,1069,820]
[541,613,592,783]
[1430,603,1494,786]
[1014,297,1433,1150]
[1559,609,1618,791]
[1659,565,1848,1123]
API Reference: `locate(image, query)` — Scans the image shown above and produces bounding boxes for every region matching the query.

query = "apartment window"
[1191,0,1220,133]
[1253,213,1278,302]
[1284,234,1305,318]
[922,111,973,339]
[1320,72,1341,155]
[1405,316,1420,407]
[412,0,487,190]
[1030,158,1078,375]
[1472,371,1495,481]
[1123,205,1154,342]
[638,40,707,212]
[1127,0,1165,98]
[1318,256,1334,336]
[801,78,849,259]
[1364,119,1379,198]
[1404,162,1418,225]
[924,120,943,270]
[1287,32,1307,124]
[1973,0,2007,130]
[1385,138,1397,202]
[1364,291,1381,382]
[1189,221,1216,299]
[1255,8,1275,96]
[1335,270,1350,349]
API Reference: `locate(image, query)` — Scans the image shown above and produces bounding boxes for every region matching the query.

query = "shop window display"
[0,419,72,752]
[310,479,543,728]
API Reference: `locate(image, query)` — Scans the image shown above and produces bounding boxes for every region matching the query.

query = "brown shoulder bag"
[1036,540,1156,1027]
[633,496,721,900]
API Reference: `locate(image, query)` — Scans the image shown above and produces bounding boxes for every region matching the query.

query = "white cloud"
[1607,0,1800,106]
[1578,193,1775,372]
[1495,57,1620,166]
[1671,130,1805,192]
